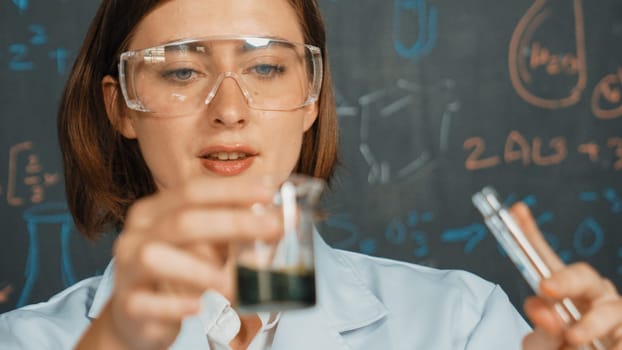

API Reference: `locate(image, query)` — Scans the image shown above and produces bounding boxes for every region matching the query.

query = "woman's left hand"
[510,203,622,350]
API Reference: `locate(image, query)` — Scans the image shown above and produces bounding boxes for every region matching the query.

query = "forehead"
[129,0,303,50]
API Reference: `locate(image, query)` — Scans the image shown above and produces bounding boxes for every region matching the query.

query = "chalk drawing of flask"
[509,0,587,109]
[392,0,438,61]
[16,202,76,307]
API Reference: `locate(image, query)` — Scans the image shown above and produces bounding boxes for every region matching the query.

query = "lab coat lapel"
[270,232,388,349]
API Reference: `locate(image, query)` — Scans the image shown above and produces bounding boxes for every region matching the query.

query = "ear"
[302,101,319,132]
[102,75,137,139]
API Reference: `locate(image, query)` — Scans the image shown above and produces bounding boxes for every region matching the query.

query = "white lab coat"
[0,231,530,349]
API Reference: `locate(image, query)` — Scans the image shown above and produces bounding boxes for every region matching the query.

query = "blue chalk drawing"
[579,191,599,201]
[580,188,622,213]
[573,217,604,258]
[323,215,360,250]
[11,0,29,12]
[385,211,432,257]
[359,238,377,255]
[441,223,488,254]
[385,218,407,244]
[28,25,47,46]
[8,44,33,71]
[603,188,622,214]
[411,231,428,257]
[49,48,70,75]
[393,0,438,61]
[17,202,77,307]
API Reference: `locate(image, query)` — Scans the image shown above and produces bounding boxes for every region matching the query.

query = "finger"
[151,206,283,244]
[540,262,618,301]
[220,245,237,303]
[125,177,277,230]
[119,291,200,322]
[612,331,622,350]
[522,327,563,350]
[135,241,228,292]
[565,299,622,346]
[509,202,564,271]
[185,241,230,268]
[524,296,566,337]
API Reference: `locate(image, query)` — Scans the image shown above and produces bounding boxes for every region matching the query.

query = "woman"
[0,1,619,349]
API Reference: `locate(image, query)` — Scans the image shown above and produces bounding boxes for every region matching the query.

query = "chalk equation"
[1,2,71,75]
[324,210,434,258]
[322,187,622,274]
[0,141,61,207]
[441,191,619,262]
[464,131,622,171]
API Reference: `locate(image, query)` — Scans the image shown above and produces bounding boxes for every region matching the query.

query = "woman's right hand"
[76,177,281,350]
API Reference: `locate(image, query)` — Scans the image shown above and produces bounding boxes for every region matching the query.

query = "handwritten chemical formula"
[464,131,622,171]
[323,187,622,274]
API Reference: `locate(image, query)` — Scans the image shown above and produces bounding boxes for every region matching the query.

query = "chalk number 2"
[8,25,47,71]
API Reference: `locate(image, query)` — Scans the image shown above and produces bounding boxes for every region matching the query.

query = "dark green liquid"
[236,265,316,312]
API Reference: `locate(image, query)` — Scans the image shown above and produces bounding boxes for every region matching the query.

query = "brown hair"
[58,0,339,239]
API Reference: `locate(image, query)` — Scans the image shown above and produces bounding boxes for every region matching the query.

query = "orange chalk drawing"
[504,131,531,165]
[609,138,622,170]
[509,0,587,109]
[7,141,34,206]
[464,137,501,170]
[7,141,60,206]
[0,284,13,304]
[578,143,600,162]
[591,69,622,120]
[532,137,567,165]
[465,131,568,170]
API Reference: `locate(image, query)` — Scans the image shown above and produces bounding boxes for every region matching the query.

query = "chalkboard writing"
[0,0,621,318]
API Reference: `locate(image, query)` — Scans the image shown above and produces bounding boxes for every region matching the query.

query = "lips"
[198,145,258,176]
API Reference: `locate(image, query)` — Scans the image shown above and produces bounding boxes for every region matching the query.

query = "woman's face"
[107,0,318,189]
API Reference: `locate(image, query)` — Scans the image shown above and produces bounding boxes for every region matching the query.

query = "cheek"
[265,116,307,169]
[131,120,189,186]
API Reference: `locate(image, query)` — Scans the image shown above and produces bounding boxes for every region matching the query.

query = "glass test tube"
[472,187,606,350]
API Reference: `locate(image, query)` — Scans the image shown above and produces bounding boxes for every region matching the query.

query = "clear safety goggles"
[118,36,323,116]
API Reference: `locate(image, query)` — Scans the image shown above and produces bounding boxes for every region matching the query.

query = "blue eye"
[162,68,196,81]
[252,64,284,77]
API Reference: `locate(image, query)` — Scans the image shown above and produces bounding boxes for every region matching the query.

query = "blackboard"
[1,0,621,318]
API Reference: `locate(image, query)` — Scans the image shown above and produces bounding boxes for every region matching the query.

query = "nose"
[205,73,249,128]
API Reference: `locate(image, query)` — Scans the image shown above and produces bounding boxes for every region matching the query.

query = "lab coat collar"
[313,230,388,333]
[87,231,388,349]
[87,261,113,319]
[270,231,388,349]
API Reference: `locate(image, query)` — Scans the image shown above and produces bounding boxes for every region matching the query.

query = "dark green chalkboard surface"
[1,0,621,315]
